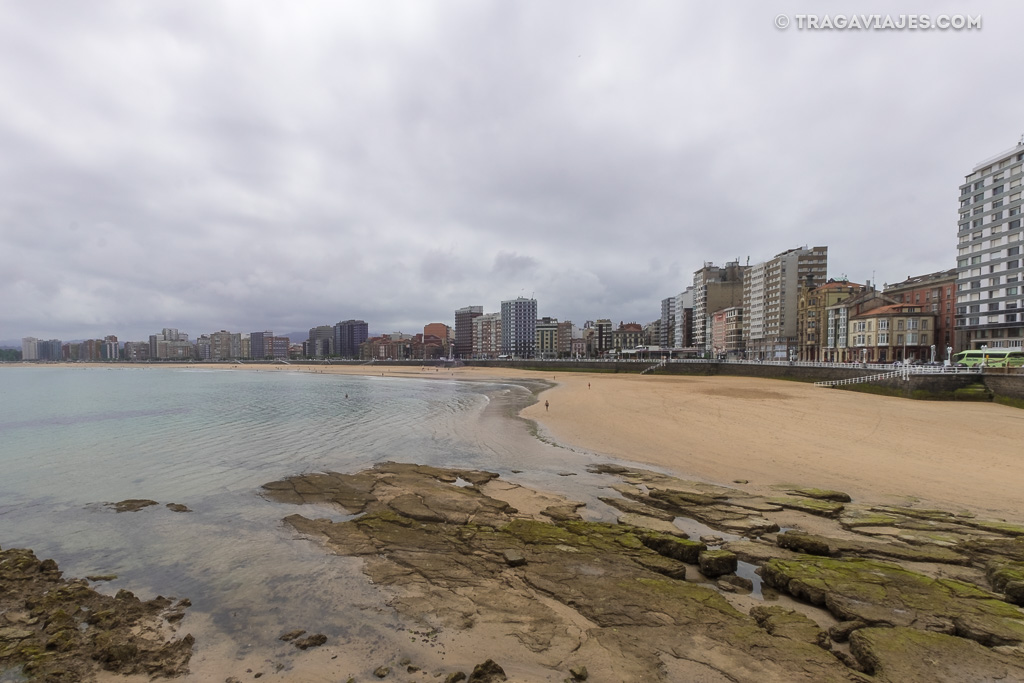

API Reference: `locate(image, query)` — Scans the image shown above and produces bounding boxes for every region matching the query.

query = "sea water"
[0,365,618,676]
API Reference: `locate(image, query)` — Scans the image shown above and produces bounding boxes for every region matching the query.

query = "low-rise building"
[797,280,866,361]
[884,269,957,361]
[848,304,939,363]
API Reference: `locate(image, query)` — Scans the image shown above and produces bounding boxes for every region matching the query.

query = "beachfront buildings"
[884,269,957,361]
[454,306,483,358]
[660,297,676,348]
[692,262,746,352]
[796,280,866,361]
[472,312,502,358]
[848,304,939,364]
[710,307,744,358]
[820,288,895,362]
[149,329,193,360]
[956,139,1024,352]
[335,320,369,359]
[501,297,537,358]
[742,246,829,361]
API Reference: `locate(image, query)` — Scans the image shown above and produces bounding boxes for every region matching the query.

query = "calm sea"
[0,366,616,678]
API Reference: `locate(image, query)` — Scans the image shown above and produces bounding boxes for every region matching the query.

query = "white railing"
[814,369,906,387]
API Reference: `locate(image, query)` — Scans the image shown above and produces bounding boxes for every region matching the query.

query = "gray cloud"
[0,1,1019,342]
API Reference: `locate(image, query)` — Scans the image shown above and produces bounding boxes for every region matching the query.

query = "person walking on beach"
[545,400,549,411]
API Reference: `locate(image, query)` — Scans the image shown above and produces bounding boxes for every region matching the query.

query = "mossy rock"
[987,560,1024,605]
[749,605,830,650]
[767,497,844,518]
[961,519,1024,537]
[638,532,706,564]
[762,556,1024,646]
[784,487,852,503]
[776,530,969,565]
[840,512,900,529]
[849,626,1024,682]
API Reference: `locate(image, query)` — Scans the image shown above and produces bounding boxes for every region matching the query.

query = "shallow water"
[0,366,626,678]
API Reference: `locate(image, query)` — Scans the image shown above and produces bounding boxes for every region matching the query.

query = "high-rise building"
[472,313,501,358]
[743,246,828,360]
[500,297,537,358]
[660,297,676,348]
[251,331,272,360]
[21,337,38,361]
[956,140,1024,351]
[307,326,334,357]
[454,306,483,358]
[692,262,746,352]
[674,287,694,350]
[334,320,369,359]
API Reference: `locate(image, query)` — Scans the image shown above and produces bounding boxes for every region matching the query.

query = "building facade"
[692,262,746,352]
[500,297,537,358]
[956,140,1024,350]
[884,269,957,360]
[821,289,895,362]
[796,280,866,361]
[454,306,483,358]
[743,246,828,361]
[848,304,938,363]
[335,320,369,359]
[472,313,502,358]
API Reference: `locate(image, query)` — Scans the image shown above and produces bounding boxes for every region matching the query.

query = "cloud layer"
[1,2,1019,341]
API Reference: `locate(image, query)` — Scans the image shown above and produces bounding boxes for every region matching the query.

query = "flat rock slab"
[767,497,844,518]
[274,465,861,682]
[776,530,970,565]
[761,556,1024,647]
[849,627,1024,682]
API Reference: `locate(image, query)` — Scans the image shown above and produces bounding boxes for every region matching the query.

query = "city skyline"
[2,3,1022,342]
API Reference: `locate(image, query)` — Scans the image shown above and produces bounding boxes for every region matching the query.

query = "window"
[1007,314,1019,323]
[879,319,889,330]
[992,185,1004,196]
[921,319,928,330]
[1010,246,1021,256]
[879,333,889,344]
[908,319,919,330]
[989,303,1000,311]
[921,334,928,345]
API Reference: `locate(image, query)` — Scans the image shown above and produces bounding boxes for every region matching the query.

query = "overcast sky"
[2,1,1022,343]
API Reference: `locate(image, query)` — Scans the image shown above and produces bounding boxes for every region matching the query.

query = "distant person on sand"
[545,400,549,411]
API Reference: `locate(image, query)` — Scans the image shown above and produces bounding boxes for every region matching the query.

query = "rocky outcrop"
[761,556,1024,646]
[0,547,193,681]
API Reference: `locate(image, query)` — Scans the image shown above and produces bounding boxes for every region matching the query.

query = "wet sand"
[162,362,1024,522]
[44,362,1024,520]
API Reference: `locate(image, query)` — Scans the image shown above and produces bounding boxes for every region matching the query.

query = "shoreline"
[5,362,1024,680]
[18,361,1024,522]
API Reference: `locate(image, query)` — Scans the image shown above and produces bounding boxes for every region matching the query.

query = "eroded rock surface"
[266,462,1024,681]
[0,546,193,681]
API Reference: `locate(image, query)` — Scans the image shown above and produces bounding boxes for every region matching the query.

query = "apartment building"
[472,313,501,358]
[692,262,746,351]
[848,304,938,364]
[743,246,828,360]
[796,280,866,361]
[335,320,369,359]
[884,269,957,360]
[956,140,1024,351]
[500,297,537,358]
[454,306,483,358]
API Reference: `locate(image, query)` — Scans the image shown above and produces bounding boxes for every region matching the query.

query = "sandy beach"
[7,361,1024,681]
[38,361,1024,520]
[156,361,1024,521]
